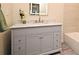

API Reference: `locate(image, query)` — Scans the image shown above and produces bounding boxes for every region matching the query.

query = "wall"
[1,3,13,27]
[0,30,11,54]
[12,3,64,24]
[77,5,79,32]
[2,3,79,43]
[2,3,79,33]
[1,3,64,26]
[63,3,79,33]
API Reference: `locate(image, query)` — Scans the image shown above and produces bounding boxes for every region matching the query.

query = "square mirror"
[29,3,48,15]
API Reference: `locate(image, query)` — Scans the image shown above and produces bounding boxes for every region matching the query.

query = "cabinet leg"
[49,51,60,55]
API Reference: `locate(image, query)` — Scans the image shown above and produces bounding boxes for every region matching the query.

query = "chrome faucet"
[38,15,41,23]
[34,15,43,23]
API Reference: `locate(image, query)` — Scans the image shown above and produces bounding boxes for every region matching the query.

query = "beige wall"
[0,30,11,54]
[12,3,64,24]
[2,3,79,33]
[1,3,64,26]
[1,3,13,27]
[77,5,79,32]
[63,3,79,33]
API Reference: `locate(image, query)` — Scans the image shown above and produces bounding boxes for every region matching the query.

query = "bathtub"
[64,32,79,54]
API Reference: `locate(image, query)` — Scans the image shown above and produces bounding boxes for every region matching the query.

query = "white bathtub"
[64,32,79,54]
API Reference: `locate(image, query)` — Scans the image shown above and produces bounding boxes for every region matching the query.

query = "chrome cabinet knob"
[18,40,21,42]
[56,40,58,42]
[56,34,58,36]
[56,45,58,47]
[18,47,21,50]
[39,37,43,39]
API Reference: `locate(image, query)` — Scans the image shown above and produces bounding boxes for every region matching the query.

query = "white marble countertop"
[10,23,62,29]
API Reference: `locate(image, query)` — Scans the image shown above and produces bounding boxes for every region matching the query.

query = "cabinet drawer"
[26,26,61,34]
[12,29,25,36]
[13,38,26,55]
[13,36,25,45]
[53,40,60,49]
[13,44,25,55]
[53,26,61,32]
[12,30,26,55]
[26,26,53,34]
[53,32,61,49]
[54,32,61,38]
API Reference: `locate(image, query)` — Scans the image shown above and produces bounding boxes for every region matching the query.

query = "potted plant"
[19,9,26,24]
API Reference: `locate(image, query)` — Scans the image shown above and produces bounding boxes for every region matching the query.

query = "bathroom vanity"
[11,23,62,55]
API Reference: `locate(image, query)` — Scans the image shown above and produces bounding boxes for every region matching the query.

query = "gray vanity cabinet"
[11,25,61,55]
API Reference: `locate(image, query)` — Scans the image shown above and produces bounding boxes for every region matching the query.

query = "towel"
[0,4,7,32]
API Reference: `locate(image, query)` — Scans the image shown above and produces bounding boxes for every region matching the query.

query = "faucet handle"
[35,20,38,23]
[41,20,44,23]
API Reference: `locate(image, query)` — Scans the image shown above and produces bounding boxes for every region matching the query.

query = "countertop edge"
[10,23,62,29]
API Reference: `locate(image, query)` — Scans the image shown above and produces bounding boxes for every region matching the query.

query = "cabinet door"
[53,32,61,49]
[13,36,26,55]
[41,32,54,53]
[12,29,26,55]
[26,34,41,55]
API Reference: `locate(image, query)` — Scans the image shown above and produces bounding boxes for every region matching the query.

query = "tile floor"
[60,43,77,55]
